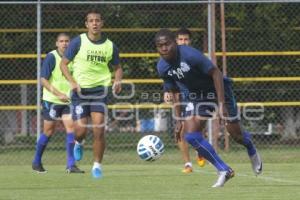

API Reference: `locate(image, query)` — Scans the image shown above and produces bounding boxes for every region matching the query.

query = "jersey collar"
[85,33,108,44]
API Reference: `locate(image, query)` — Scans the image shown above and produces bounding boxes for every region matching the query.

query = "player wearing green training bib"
[32,33,84,174]
[61,9,123,179]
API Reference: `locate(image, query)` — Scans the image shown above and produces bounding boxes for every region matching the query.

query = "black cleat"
[32,163,47,173]
[66,165,85,174]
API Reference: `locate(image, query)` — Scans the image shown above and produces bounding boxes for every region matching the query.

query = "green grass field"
[1,144,300,200]
[1,162,300,200]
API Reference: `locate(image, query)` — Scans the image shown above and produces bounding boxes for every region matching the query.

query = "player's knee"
[76,126,87,134]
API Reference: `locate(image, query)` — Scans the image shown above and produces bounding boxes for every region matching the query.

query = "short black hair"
[56,33,69,41]
[85,9,102,21]
[176,27,192,38]
[154,28,176,43]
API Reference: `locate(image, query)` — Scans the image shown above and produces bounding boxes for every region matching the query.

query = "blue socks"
[32,132,76,168]
[32,133,49,165]
[243,131,256,157]
[66,133,75,168]
[185,132,230,171]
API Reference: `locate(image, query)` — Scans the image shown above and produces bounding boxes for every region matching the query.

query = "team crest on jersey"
[180,62,190,72]
[168,68,184,79]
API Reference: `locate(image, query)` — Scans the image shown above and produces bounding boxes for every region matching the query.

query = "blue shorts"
[71,86,108,120]
[42,101,71,121]
[183,78,240,122]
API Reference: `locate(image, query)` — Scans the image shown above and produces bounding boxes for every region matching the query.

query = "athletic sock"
[93,162,101,170]
[32,133,49,165]
[66,133,75,168]
[184,131,230,171]
[243,131,257,157]
[75,140,85,146]
[184,162,192,167]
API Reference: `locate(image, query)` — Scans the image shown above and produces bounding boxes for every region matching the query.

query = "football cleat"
[92,167,103,179]
[250,152,263,175]
[32,163,47,173]
[197,156,206,167]
[212,168,234,188]
[182,165,193,174]
[74,143,83,161]
[66,165,85,174]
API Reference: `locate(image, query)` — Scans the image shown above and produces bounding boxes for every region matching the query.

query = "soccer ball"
[137,135,164,161]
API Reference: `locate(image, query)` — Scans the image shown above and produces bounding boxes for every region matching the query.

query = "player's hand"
[164,92,174,104]
[219,103,229,127]
[70,81,81,93]
[58,93,70,103]
[174,120,183,142]
[112,81,122,94]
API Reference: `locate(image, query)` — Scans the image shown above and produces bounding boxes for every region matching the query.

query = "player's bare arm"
[173,92,183,142]
[208,67,228,121]
[41,78,70,103]
[60,57,80,92]
[112,64,123,94]
[164,91,182,142]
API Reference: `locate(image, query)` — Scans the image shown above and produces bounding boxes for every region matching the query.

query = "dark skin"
[155,35,244,145]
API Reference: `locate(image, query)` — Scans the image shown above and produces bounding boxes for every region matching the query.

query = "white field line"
[193,168,300,185]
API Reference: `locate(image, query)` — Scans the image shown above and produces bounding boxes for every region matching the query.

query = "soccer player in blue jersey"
[32,33,84,174]
[155,29,262,187]
[60,9,123,179]
[165,28,206,174]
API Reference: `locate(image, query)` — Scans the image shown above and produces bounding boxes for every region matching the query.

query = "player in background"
[32,33,84,174]
[155,29,262,187]
[170,28,206,174]
[176,28,193,46]
[60,9,123,179]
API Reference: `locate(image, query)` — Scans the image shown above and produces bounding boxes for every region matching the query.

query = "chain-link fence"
[1,0,300,165]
